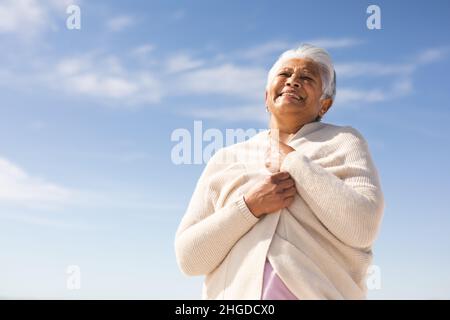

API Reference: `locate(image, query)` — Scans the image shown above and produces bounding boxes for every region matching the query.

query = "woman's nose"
[286,76,301,88]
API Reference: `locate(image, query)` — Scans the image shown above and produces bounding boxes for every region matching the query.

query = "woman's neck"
[269,117,308,144]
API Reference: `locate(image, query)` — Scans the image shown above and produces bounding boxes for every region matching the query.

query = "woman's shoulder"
[315,122,368,146]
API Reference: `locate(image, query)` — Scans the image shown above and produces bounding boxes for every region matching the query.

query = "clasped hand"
[243,134,297,218]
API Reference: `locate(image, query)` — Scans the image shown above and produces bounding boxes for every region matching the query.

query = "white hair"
[266,43,336,101]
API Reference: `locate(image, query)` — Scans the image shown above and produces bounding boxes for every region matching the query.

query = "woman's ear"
[320,98,333,115]
[265,90,271,113]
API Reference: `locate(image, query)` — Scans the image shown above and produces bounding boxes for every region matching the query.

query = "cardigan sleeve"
[174,148,260,276]
[280,127,385,250]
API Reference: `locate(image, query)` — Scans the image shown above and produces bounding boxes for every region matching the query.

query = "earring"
[266,106,270,113]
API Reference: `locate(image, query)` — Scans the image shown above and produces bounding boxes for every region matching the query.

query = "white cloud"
[67,73,138,98]
[178,64,266,100]
[131,44,155,58]
[391,78,413,96]
[74,150,153,163]
[336,88,386,105]
[305,38,363,49]
[0,0,46,35]
[48,0,78,10]
[106,15,134,32]
[0,153,182,229]
[416,47,449,64]
[330,46,447,106]
[0,49,164,107]
[0,153,176,228]
[0,0,80,38]
[178,79,410,120]
[239,40,291,60]
[179,104,268,123]
[0,156,72,207]
[237,37,362,60]
[0,212,89,229]
[335,62,414,78]
[0,25,447,113]
[336,47,449,79]
[335,78,413,107]
[52,54,163,105]
[166,54,204,73]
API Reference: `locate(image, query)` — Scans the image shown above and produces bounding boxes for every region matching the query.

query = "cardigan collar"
[287,121,325,144]
[262,121,326,146]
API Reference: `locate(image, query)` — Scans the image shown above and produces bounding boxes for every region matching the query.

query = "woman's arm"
[280,128,385,250]
[174,149,259,276]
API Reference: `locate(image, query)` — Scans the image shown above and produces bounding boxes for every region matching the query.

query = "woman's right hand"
[243,171,297,218]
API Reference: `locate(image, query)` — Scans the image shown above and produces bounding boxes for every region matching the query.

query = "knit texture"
[175,121,384,299]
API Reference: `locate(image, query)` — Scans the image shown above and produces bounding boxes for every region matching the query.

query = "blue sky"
[0,0,449,299]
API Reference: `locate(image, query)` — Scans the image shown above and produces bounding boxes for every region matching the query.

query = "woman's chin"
[275,102,306,113]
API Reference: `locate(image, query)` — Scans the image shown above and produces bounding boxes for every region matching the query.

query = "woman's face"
[265,58,331,122]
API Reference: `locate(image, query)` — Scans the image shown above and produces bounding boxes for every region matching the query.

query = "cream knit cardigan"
[174,121,385,299]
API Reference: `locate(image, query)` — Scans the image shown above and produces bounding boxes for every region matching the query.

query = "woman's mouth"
[276,92,305,103]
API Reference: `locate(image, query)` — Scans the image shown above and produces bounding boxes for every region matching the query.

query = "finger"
[278,178,295,190]
[279,186,297,198]
[275,179,295,193]
[282,186,297,197]
[270,171,290,183]
[283,196,295,206]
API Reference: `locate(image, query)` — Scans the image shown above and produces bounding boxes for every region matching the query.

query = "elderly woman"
[174,44,384,300]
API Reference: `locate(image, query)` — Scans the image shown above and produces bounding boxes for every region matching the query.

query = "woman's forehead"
[278,58,319,74]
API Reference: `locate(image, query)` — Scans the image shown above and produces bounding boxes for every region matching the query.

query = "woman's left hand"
[265,137,296,173]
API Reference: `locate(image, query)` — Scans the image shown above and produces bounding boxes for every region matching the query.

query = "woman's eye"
[279,72,290,77]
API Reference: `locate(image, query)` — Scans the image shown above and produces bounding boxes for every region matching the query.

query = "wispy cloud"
[237,37,362,60]
[239,40,292,60]
[70,190,185,212]
[74,150,153,163]
[176,44,447,119]
[0,0,80,38]
[106,15,134,32]
[305,38,363,49]
[0,48,164,108]
[0,156,72,207]
[0,27,447,115]
[178,104,268,123]
[130,44,155,58]
[332,46,448,106]
[181,79,411,122]
[166,53,204,73]
[335,88,387,106]
[335,62,414,78]
[416,47,449,64]
[334,79,413,107]
[0,154,181,228]
[0,212,89,230]
[0,0,46,35]
[336,47,449,79]
[50,53,163,105]
[178,64,266,100]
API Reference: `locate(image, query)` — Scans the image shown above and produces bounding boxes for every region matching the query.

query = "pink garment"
[261,259,299,300]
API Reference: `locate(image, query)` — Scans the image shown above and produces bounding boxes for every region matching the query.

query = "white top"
[175,121,385,299]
